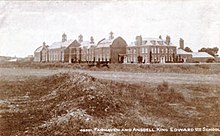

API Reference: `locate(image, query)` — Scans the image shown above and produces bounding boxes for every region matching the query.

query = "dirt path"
[0,68,219,84]
[74,70,220,84]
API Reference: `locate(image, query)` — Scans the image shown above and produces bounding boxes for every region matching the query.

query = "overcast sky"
[0,0,220,57]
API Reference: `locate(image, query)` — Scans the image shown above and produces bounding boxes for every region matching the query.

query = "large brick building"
[68,35,96,63]
[126,35,176,63]
[34,32,216,64]
[95,32,127,63]
[66,32,127,64]
[48,33,72,62]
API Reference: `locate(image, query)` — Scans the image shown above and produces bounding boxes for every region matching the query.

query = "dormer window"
[150,40,156,45]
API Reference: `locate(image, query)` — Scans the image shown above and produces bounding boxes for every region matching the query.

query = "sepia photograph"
[0,0,220,135]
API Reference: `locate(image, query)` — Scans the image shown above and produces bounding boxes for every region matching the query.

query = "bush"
[157,81,169,92]
[206,58,215,63]
[157,82,185,103]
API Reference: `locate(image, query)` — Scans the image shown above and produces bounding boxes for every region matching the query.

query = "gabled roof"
[142,37,172,46]
[80,41,96,49]
[129,37,174,47]
[35,45,49,52]
[191,52,214,58]
[35,46,43,53]
[177,48,192,55]
[96,38,114,48]
[49,39,74,49]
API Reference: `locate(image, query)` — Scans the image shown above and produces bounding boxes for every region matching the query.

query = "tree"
[198,47,206,52]
[184,47,193,52]
[138,56,143,63]
[198,47,219,57]
[213,47,219,54]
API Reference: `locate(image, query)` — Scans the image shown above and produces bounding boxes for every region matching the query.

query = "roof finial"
[78,34,83,43]
[90,36,94,44]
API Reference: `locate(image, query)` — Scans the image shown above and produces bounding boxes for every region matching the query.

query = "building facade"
[34,42,49,62]
[127,35,176,63]
[48,33,72,62]
[191,52,215,63]
[68,35,96,63]
[95,32,127,63]
[34,32,216,64]
[176,38,193,63]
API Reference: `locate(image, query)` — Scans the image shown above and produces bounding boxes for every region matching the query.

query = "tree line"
[183,46,219,57]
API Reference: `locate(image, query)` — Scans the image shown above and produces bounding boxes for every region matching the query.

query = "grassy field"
[1,61,220,74]
[0,62,219,136]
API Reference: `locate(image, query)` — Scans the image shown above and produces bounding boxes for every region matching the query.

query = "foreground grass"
[1,61,220,74]
[0,72,219,136]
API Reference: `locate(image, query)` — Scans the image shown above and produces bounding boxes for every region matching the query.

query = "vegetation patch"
[0,72,219,136]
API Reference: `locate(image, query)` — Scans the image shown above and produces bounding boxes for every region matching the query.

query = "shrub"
[157,82,185,103]
[157,81,169,92]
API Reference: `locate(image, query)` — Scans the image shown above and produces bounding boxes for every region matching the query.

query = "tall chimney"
[135,35,142,46]
[179,38,184,49]
[166,35,170,45]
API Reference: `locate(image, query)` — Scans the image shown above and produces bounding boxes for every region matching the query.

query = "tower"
[90,36,94,44]
[43,42,46,47]
[62,33,67,42]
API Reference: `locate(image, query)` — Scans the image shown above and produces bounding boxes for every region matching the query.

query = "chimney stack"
[135,35,142,46]
[166,35,170,45]
[62,33,67,42]
[179,38,184,49]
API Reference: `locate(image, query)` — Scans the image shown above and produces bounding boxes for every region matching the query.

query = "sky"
[0,0,220,57]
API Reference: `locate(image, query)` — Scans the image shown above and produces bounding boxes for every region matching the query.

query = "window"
[150,40,156,45]
[170,49,173,54]
[133,55,136,62]
[142,47,145,53]
[107,54,109,61]
[145,48,148,53]
[127,49,130,54]
[133,49,136,54]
